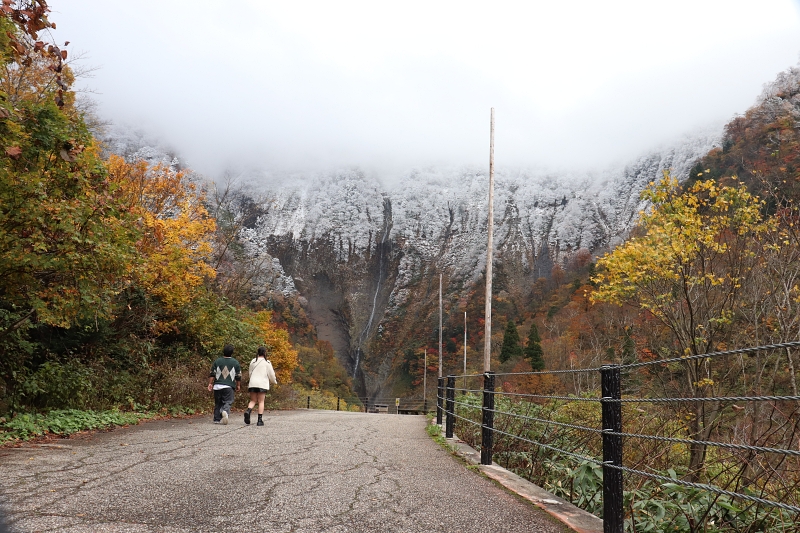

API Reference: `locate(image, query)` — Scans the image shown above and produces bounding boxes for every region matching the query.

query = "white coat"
[248,358,278,390]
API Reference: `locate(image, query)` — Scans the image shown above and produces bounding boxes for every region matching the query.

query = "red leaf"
[5,146,22,159]
[60,49,67,60]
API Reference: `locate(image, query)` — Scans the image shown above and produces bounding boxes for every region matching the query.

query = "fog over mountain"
[101,116,721,397]
[57,1,800,178]
[83,0,800,396]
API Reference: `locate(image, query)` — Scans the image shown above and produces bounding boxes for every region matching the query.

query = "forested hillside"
[3,0,800,448]
[0,2,356,437]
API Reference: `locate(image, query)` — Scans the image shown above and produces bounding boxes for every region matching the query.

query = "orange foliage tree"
[107,156,216,320]
[246,310,298,384]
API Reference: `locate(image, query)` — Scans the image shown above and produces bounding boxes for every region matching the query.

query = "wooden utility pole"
[464,311,467,390]
[483,108,495,372]
[438,273,443,379]
[423,347,427,409]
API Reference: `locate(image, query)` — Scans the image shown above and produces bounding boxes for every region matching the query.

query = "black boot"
[244,408,251,425]
[257,414,264,426]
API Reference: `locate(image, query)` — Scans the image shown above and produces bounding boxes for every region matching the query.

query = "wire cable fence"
[438,342,800,533]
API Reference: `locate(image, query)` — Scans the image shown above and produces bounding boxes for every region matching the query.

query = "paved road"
[0,410,567,533]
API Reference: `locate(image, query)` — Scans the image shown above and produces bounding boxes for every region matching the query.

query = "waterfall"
[353,198,392,378]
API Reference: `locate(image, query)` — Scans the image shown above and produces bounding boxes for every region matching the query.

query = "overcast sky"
[52,1,800,180]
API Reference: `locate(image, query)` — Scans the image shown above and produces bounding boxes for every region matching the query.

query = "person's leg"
[244,391,256,425]
[257,392,266,414]
[213,390,222,422]
[221,388,234,424]
[256,392,266,425]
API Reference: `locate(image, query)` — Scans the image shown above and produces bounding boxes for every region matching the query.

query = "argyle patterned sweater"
[210,356,242,388]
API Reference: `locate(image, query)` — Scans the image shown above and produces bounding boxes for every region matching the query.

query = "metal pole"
[483,108,495,373]
[481,371,495,465]
[307,396,310,409]
[437,376,444,425]
[601,365,623,533]
[439,273,443,381]
[337,397,340,411]
[445,375,455,438]
[464,311,467,393]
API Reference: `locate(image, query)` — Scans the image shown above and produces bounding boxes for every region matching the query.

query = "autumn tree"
[499,320,522,363]
[0,3,140,402]
[107,155,215,333]
[592,173,769,479]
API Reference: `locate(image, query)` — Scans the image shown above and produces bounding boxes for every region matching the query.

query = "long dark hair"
[257,346,267,358]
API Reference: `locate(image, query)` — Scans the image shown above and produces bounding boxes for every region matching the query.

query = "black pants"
[213,387,235,421]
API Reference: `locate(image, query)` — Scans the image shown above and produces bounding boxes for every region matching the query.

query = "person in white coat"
[244,346,278,426]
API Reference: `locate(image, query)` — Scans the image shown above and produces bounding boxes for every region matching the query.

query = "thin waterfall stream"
[353,198,392,379]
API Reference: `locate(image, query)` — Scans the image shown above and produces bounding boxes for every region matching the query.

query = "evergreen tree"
[621,328,636,365]
[499,320,522,363]
[523,323,545,370]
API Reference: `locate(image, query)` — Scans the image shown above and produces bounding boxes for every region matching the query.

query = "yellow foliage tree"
[591,172,770,479]
[245,310,298,384]
[107,156,216,318]
[593,172,769,356]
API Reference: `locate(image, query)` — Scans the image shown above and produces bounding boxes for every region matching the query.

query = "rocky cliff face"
[241,129,721,398]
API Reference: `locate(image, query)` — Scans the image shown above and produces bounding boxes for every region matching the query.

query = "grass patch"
[0,409,154,444]
[425,421,447,446]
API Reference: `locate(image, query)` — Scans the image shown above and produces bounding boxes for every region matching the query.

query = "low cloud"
[53,1,800,181]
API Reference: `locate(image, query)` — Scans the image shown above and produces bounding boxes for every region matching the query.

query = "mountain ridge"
[239,128,721,396]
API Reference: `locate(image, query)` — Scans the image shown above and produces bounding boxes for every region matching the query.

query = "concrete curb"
[444,431,603,533]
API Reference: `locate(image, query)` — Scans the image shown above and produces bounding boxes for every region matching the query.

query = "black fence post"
[481,371,495,465]
[337,397,340,411]
[445,375,455,438]
[601,365,623,533]
[437,377,444,425]
[307,396,310,409]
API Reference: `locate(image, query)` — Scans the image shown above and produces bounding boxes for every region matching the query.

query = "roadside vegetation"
[451,163,800,531]
[0,2,356,444]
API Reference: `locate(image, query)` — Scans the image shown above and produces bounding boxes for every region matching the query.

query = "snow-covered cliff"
[99,120,721,397]
[241,128,720,395]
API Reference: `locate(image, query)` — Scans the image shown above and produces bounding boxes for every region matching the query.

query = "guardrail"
[298,394,430,414]
[439,342,800,532]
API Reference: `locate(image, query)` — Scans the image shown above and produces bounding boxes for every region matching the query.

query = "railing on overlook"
[439,342,800,533]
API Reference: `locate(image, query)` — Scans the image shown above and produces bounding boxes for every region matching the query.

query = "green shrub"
[19,361,93,409]
[0,409,151,443]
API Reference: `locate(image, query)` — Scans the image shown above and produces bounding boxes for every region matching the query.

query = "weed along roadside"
[426,417,602,533]
[0,408,205,446]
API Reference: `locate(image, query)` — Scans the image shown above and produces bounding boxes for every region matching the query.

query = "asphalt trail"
[0,410,567,533]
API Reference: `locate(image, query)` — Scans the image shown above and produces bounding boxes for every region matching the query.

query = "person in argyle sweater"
[207,344,242,424]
